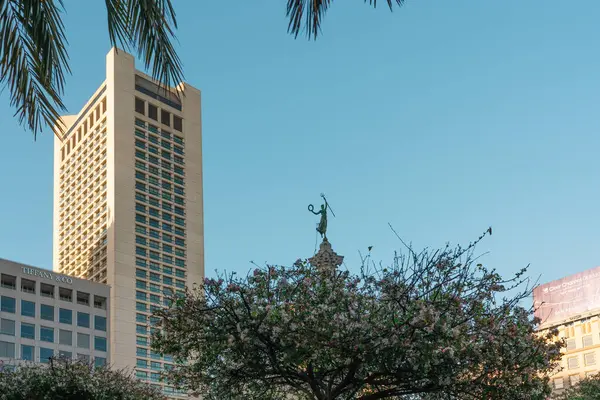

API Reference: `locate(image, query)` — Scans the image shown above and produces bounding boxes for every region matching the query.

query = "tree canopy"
[0,358,164,400]
[152,230,563,399]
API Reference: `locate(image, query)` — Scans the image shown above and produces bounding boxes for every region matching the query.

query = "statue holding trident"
[308,193,335,239]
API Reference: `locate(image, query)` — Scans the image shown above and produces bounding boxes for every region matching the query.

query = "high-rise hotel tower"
[53,48,204,397]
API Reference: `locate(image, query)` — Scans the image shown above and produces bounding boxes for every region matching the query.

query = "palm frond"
[286,0,404,39]
[0,0,70,138]
[105,0,184,95]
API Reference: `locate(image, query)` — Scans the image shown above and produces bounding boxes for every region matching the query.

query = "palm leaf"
[286,0,404,39]
[0,0,70,138]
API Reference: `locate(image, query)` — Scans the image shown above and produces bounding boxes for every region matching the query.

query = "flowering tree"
[0,358,164,400]
[152,230,563,399]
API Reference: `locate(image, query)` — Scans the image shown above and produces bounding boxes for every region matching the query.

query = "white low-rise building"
[0,258,110,370]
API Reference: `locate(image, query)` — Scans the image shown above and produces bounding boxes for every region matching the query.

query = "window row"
[0,298,106,331]
[0,321,106,351]
[566,334,596,351]
[136,265,185,279]
[134,161,185,185]
[60,97,107,161]
[567,351,597,370]
[134,214,185,235]
[134,150,185,176]
[134,248,186,267]
[134,99,183,132]
[134,236,185,257]
[0,341,106,366]
[133,202,185,224]
[0,275,107,310]
[135,225,185,247]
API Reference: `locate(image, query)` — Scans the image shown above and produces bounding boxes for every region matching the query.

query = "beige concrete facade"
[53,48,204,397]
[539,311,600,393]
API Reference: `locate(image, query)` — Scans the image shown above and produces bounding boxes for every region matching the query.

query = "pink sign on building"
[534,266,600,327]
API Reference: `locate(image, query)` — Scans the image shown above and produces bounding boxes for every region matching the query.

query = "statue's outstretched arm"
[308,204,320,215]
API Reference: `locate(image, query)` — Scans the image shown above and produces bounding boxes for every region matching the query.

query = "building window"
[40,304,55,321]
[136,269,147,279]
[151,361,161,370]
[40,283,55,298]
[59,329,72,346]
[94,336,107,352]
[583,335,593,348]
[0,318,15,336]
[585,351,596,366]
[40,326,54,342]
[94,296,107,310]
[0,341,15,358]
[21,322,35,339]
[137,347,148,357]
[77,291,90,306]
[135,97,145,114]
[137,359,148,369]
[148,104,158,121]
[566,338,576,351]
[58,350,72,360]
[568,356,580,370]
[21,300,35,318]
[77,354,90,363]
[95,316,107,332]
[553,377,564,390]
[94,357,106,367]
[570,374,580,386]
[59,287,73,302]
[136,302,147,312]
[1,296,16,313]
[150,294,161,304]
[21,344,34,361]
[137,336,148,346]
[161,110,170,126]
[77,333,90,349]
[173,117,182,132]
[40,347,54,363]
[77,312,90,328]
[21,278,36,294]
[0,274,16,290]
[136,325,147,335]
[136,370,148,379]
[59,308,73,324]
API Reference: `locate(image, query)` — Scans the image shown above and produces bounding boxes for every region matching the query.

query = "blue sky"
[1,1,599,289]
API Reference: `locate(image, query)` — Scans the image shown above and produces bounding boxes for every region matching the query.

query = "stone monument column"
[308,238,344,273]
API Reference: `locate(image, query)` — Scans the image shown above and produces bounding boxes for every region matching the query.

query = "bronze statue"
[308,193,334,238]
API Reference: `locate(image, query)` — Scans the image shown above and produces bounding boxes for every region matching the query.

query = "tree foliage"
[0,357,164,400]
[286,0,404,39]
[152,230,563,399]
